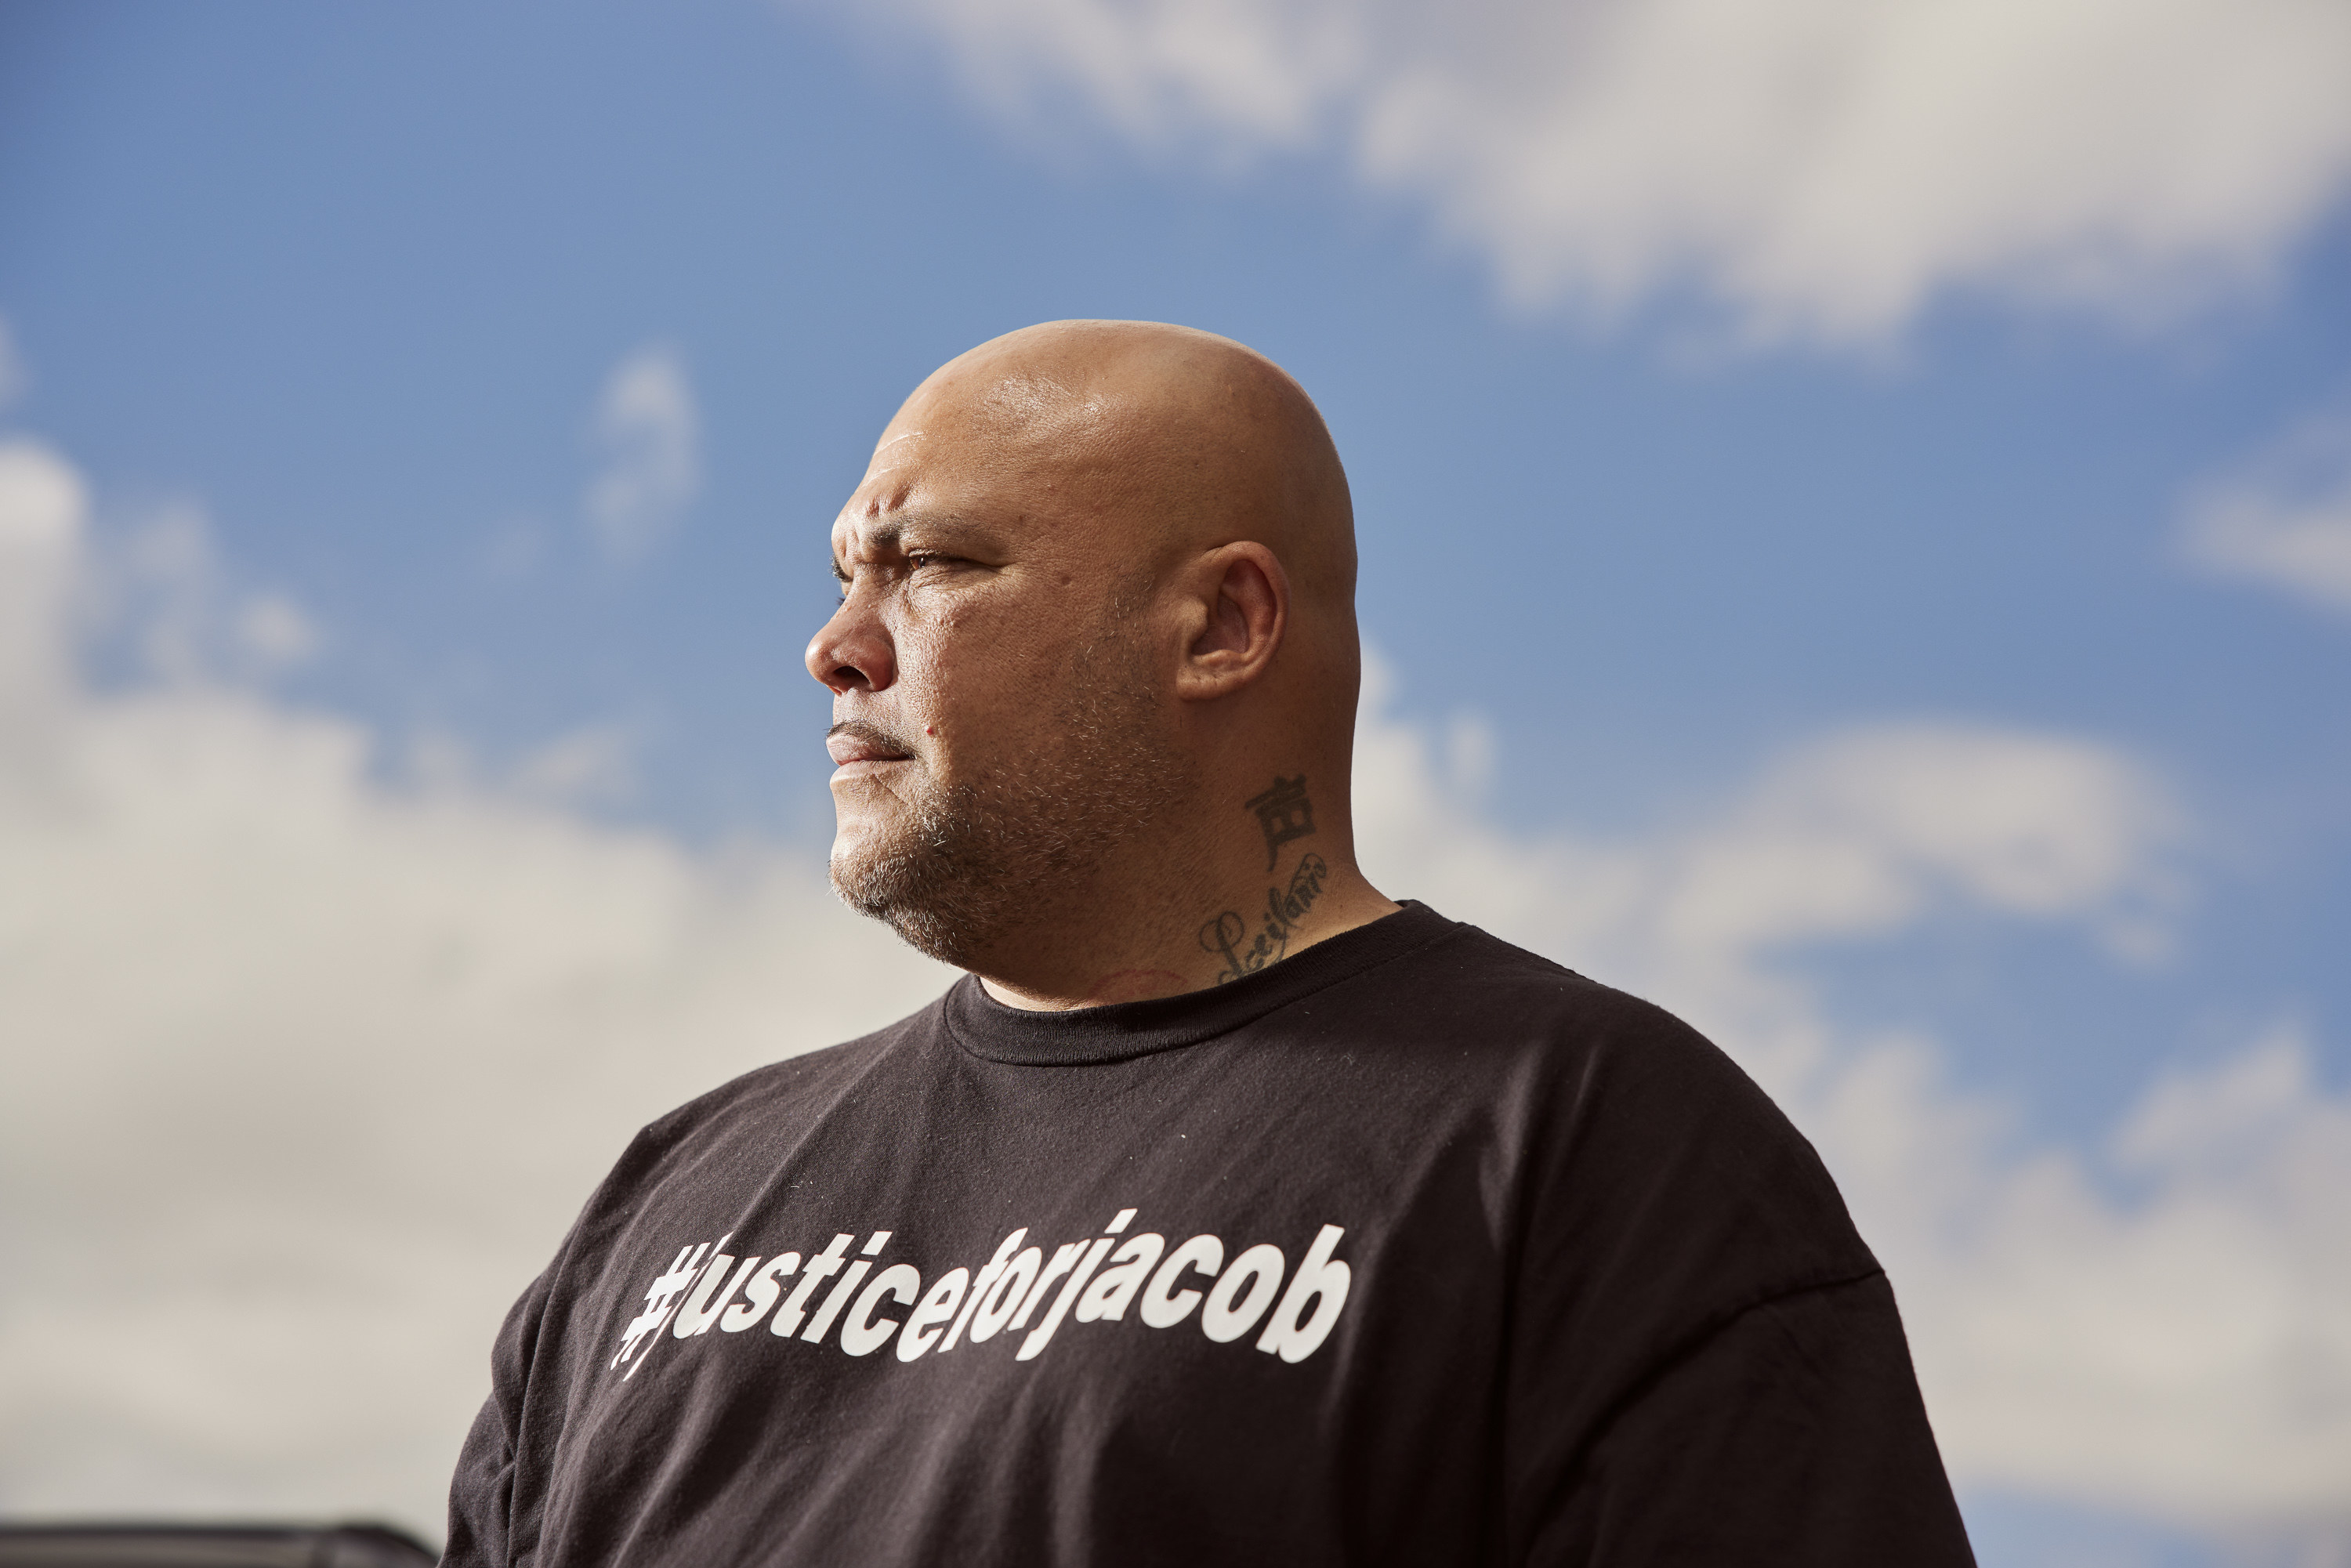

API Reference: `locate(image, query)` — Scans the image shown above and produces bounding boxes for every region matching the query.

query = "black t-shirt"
[442,904,1974,1566]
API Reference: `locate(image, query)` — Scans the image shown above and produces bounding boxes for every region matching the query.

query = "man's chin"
[827,827,929,914]
[830,858,980,969]
[825,838,896,907]
[827,802,910,864]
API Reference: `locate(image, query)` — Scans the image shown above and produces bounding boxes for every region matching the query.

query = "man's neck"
[976,867,1398,1010]
[973,774,1400,1010]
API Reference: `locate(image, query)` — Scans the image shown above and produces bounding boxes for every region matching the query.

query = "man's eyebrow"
[834,512,998,563]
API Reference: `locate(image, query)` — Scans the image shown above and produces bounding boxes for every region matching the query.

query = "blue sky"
[4,2,2349,1560]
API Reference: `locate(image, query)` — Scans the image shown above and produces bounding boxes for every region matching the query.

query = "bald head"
[861,320,1356,617]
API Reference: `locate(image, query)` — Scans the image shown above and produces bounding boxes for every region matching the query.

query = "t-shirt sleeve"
[1520,1273,1976,1566]
[439,1270,551,1568]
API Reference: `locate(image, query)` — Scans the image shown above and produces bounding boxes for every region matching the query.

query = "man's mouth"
[826,722,917,767]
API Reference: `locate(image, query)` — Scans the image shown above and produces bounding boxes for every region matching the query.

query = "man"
[440,322,1976,1565]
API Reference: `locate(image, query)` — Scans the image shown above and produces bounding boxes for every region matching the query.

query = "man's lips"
[826,723,916,766]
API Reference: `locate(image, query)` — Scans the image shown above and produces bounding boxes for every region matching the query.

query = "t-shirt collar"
[940,901,1459,1066]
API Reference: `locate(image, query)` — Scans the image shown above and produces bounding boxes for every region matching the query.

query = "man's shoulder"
[1358,918,1878,1305]
[1333,915,1739,1081]
[1341,918,1848,1207]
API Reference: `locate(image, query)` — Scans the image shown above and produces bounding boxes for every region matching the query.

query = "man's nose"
[806,592,896,695]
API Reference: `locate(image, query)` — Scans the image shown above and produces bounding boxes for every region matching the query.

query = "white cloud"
[1353,657,2183,1043]
[584,344,701,563]
[2183,405,2351,614]
[68,498,325,686]
[825,0,2351,342]
[233,594,321,668]
[0,441,84,725]
[3,444,2346,1548]
[505,722,642,807]
[1913,1028,2351,1528]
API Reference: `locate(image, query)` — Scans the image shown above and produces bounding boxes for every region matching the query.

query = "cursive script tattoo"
[1200,853,1331,984]
[1244,774,1317,871]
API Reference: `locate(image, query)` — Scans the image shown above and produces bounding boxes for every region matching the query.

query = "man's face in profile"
[806,388,1183,965]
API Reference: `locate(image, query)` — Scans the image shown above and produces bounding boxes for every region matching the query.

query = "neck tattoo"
[1201,775,1330,984]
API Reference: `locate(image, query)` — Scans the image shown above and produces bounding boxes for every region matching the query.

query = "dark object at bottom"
[0,1523,436,1568]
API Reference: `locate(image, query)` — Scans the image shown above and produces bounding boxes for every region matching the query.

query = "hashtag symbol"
[610,1243,708,1378]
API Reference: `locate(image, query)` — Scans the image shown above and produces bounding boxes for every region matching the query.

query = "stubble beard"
[828,624,1189,969]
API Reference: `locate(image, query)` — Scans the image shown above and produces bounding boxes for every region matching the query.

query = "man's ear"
[1175,542,1287,702]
